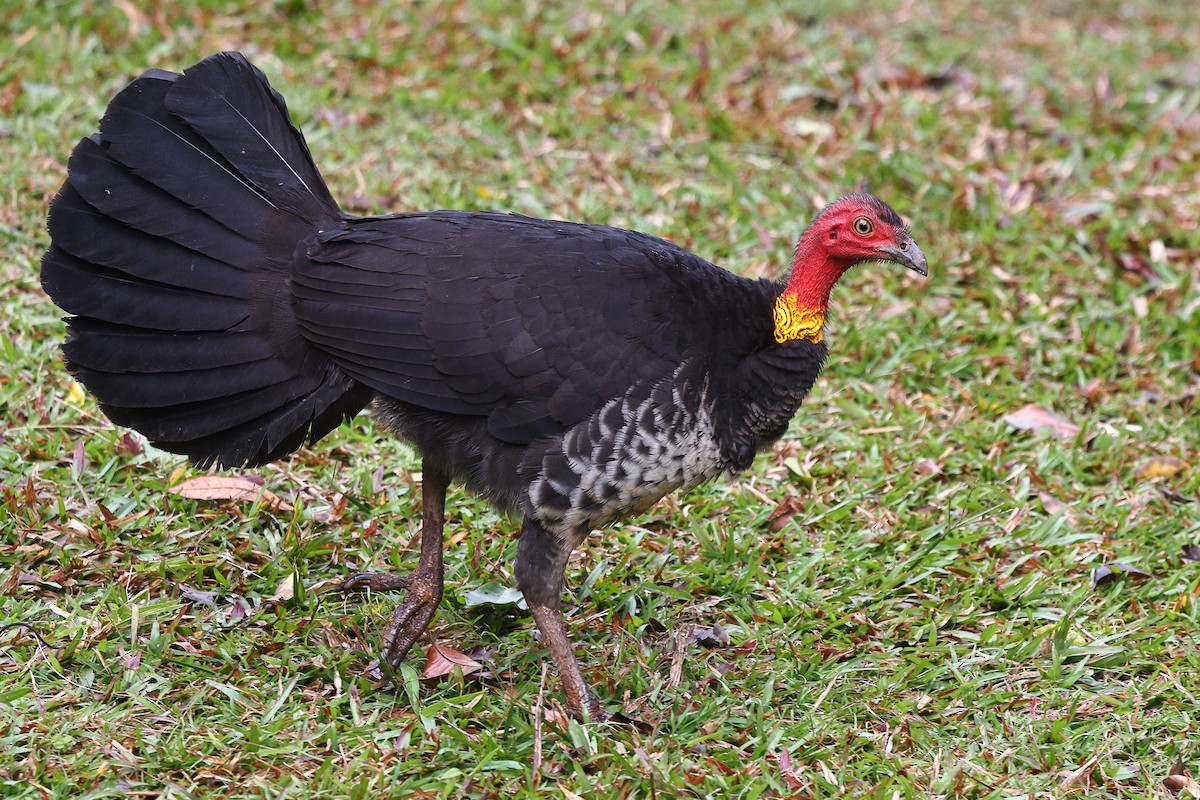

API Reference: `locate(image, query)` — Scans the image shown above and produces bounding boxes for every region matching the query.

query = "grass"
[2,0,1199,797]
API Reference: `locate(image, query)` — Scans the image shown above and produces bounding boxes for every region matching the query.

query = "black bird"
[41,53,927,721]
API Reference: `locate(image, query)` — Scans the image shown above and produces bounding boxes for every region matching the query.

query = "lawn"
[2,1,1199,797]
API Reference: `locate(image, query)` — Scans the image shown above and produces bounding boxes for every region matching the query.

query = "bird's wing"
[291,212,762,444]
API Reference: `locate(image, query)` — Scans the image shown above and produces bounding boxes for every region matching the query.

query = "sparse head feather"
[816,193,907,231]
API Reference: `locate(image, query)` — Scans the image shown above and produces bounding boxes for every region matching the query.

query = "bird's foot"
[578,693,610,723]
[341,568,442,669]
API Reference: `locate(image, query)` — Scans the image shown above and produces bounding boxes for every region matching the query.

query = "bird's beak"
[878,236,928,277]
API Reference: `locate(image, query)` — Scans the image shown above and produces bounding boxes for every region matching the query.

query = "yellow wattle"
[772,293,826,344]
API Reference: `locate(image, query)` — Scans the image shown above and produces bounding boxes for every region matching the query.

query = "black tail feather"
[166,54,339,223]
[41,52,366,468]
[98,71,272,241]
[66,136,259,269]
[104,376,323,441]
[48,182,254,298]
[40,246,249,331]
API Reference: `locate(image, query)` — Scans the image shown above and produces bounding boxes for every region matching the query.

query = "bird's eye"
[853,217,873,236]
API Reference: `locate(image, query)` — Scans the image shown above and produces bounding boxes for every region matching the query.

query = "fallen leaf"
[227,599,248,621]
[1165,759,1200,796]
[1038,492,1066,515]
[913,458,942,477]
[1092,563,1153,589]
[115,433,143,456]
[687,623,731,648]
[66,379,86,405]
[178,585,218,606]
[764,495,803,531]
[1117,252,1158,284]
[421,642,482,679]
[773,747,806,792]
[272,574,295,603]
[462,644,495,665]
[170,475,293,512]
[1078,377,1106,408]
[1037,492,1080,526]
[306,578,345,595]
[1002,404,1081,439]
[70,439,85,478]
[463,582,525,608]
[1133,455,1188,480]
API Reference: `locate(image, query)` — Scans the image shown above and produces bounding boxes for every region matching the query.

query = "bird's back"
[294,211,778,442]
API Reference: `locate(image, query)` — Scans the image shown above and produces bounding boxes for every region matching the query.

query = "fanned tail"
[41,53,371,467]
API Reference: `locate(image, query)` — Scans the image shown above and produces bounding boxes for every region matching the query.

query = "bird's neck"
[772,234,845,344]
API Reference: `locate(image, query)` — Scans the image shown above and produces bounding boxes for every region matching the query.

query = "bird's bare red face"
[813,195,927,276]
[773,193,926,344]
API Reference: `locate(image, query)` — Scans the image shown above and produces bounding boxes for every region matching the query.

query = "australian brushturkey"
[40,53,927,721]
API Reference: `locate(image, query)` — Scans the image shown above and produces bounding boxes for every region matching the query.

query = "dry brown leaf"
[764,495,803,532]
[1165,759,1200,796]
[1092,563,1153,588]
[170,475,293,512]
[1038,492,1066,515]
[913,458,942,477]
[1037,492,1078,525]
[1132,455,1188,481]
[272,574,295,603]
[115,432,143,456]
[70,439,85,478]
[1078,377,1106,408]
[1002,404,1081,439]
[687,623,731,648]
[421,641,482,679]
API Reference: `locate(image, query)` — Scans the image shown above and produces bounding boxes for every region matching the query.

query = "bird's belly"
[527,370,724,539]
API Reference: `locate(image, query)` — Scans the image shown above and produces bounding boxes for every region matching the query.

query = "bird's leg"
[515,518,608,722]
[342,463,447,669]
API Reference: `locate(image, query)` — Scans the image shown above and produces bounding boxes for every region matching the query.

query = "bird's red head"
[774,193,927,344]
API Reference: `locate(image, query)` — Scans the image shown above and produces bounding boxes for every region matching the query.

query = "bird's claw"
[376,586,440,668]
[340,571,413,593]
[341,567,442,670]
